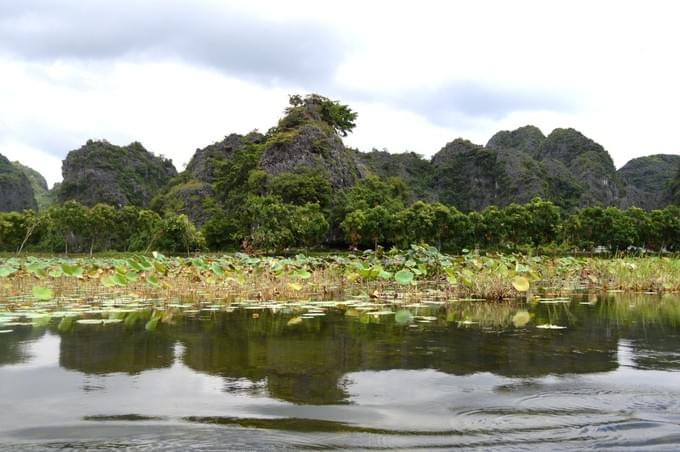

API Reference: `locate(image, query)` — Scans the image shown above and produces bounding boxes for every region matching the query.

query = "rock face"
[186,132,264,184]
[355,149,435,202]
[153,132,264,226]
[486,125,545,157]
[12,161,53,210]
[368,126,629,212]
[0,153,37,212]
[618,154,680,209]
[431,139,547,211]
[536,128,623,207]
[260,124,359,190]
[259,97,361,191]
[58,140,177,207]
[159,95,363,225]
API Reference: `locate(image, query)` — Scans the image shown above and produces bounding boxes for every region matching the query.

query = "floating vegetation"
[2,247,680,336]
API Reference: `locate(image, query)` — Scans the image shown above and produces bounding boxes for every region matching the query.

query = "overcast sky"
[1,0,679,186]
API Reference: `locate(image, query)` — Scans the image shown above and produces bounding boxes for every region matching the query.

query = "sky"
[1,0,679,187]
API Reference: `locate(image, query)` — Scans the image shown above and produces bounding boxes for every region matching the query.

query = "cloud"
[0,0,346,85]
[414,81,573,119]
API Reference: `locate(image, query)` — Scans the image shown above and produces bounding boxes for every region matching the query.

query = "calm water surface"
[2,295,680,450]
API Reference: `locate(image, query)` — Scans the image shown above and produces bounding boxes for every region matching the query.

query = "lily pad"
[32,286,54,301]
[394,269,414,285]
[512,276,530,292]
[536,324,567,330]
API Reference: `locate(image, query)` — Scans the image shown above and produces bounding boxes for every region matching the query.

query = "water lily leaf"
[76,319,104,325]
[512,276,530,292]
[26,262,46,275]
[290,269,311,280]
[146,275,160,288]
[287,282,302,291]
[48,268,64,278]
[536,324,567,330]
[394,269,414,285]
[211,263,225,276]
[32,286,54,301]
[377,270,392,280]
[0,266,16,277]
[112,273,128,287]
[61,263,83,277]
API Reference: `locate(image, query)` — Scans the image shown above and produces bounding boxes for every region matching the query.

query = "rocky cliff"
[366,126,630,212]
[58,140,177,207]
[12,161,53,210]
[537,128,624,207]
[486,125,545,158]
[155,95,362,225]
[618,154,680,209]
[4,96,676,219]
[430,138,548,211]
[152,132,264,225]
[0,153,37,212]
[259,95,361,191]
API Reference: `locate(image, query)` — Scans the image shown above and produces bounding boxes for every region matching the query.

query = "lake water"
[2,295,680,450]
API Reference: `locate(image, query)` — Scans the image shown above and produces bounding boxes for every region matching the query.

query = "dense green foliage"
[284,94,357,137]
[4,194,680,254]
[0,201,204,254]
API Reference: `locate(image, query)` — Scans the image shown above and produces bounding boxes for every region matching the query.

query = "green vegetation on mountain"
[58,140,177,207]
[355,149,434,202]
[537,128,624,206]
[2,94,680,254]
[0,153,37,212]
[12,161,54,210]
[486,125,546,157]
[431,138,548,211]
[619,154,680,209]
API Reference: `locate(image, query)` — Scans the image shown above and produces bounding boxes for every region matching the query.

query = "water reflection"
[0,295,678,405]
[2,295,680,449]
[59,326,175,375]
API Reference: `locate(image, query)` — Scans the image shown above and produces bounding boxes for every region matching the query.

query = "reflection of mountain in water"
[1,296,680,405]
[59,327,175,375]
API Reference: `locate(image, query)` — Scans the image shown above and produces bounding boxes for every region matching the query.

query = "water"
[2,295,680,450]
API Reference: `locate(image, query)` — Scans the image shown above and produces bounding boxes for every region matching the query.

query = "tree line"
[2,175,680,254]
